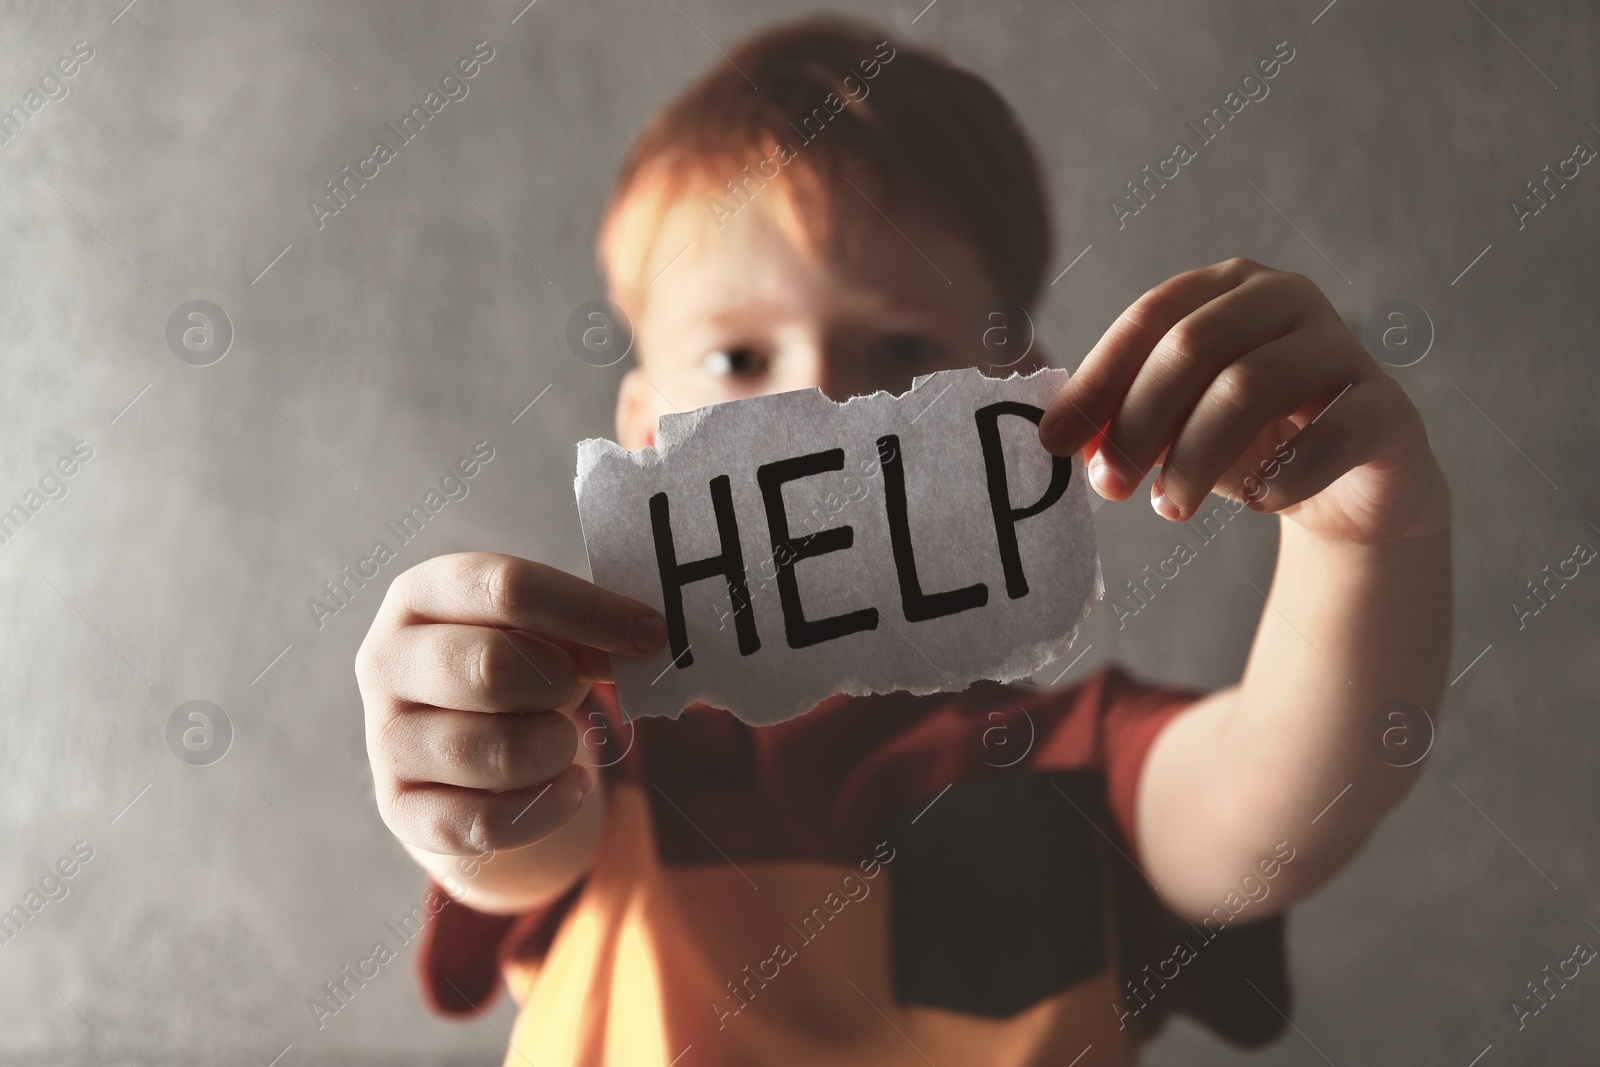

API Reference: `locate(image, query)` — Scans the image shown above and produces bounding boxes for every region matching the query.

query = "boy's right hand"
[355,552,669,858]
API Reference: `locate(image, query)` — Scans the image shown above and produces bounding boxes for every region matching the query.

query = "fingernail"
[1150,481,1181,521]
[578,765,598,798]
[632,613,667,652]
[1089,455,1125,498]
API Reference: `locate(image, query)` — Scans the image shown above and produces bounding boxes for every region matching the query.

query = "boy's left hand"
[1038,258,1450,545]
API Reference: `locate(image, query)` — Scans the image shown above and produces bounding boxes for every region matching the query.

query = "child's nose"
[815,364,857,404]
[817,341,883,404]
[780,337,855,403]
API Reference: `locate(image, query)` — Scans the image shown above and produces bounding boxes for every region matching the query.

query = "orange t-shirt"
[416,664,1288,1066]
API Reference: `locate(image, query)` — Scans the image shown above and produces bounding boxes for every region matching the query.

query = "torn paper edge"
[574,366,1106,722]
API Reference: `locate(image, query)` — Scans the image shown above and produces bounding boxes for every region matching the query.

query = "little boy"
[355,18,1451,1066]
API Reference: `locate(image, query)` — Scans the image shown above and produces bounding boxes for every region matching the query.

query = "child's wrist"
[1391,452,1452,541]
[1282,447,1451,547]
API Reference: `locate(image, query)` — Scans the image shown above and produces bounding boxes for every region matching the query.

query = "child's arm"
[355,552,670,915]
[1040,258,1452,922]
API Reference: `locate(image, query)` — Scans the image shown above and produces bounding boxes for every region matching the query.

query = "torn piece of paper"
[574,366,1102,726]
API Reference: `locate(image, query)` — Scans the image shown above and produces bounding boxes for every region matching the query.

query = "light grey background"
[0,0,1595,1064]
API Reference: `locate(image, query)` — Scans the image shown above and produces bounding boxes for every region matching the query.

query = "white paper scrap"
[574,366,1102,725]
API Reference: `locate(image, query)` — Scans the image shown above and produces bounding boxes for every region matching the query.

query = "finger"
[1208,418,1301,504]
[1153,333,1361,519]
[1094,276,1321,492]
[1039,258,1260,457]
[380,707,578,792]
[1234,380,1392,513]
[380,623,579,713]
[386,552,668,656]
[384,763,593,855]
[542,637,616,685]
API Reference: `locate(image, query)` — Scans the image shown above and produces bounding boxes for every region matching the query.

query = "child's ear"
[615,367,657,450]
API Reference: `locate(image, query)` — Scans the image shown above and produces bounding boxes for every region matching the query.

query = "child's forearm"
[406,781,607,916]
[1136,460,1452,921]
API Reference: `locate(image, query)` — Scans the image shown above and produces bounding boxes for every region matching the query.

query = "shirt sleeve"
[415,878,585,1017]
[1094,662,1205,861]
[1084,663,1293,1048]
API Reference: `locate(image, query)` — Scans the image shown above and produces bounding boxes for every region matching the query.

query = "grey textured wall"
[1,0,1596,1063]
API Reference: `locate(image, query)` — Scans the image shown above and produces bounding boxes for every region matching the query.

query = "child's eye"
[872,333,943,368]
[703,347,767,378]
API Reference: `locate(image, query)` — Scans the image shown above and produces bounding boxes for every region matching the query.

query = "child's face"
[613,186,1037,450]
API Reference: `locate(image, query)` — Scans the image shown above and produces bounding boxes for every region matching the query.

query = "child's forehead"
[632,200,842,338]
[613,172,990,324]
[649,201,965,332]
[637,177,830,277]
